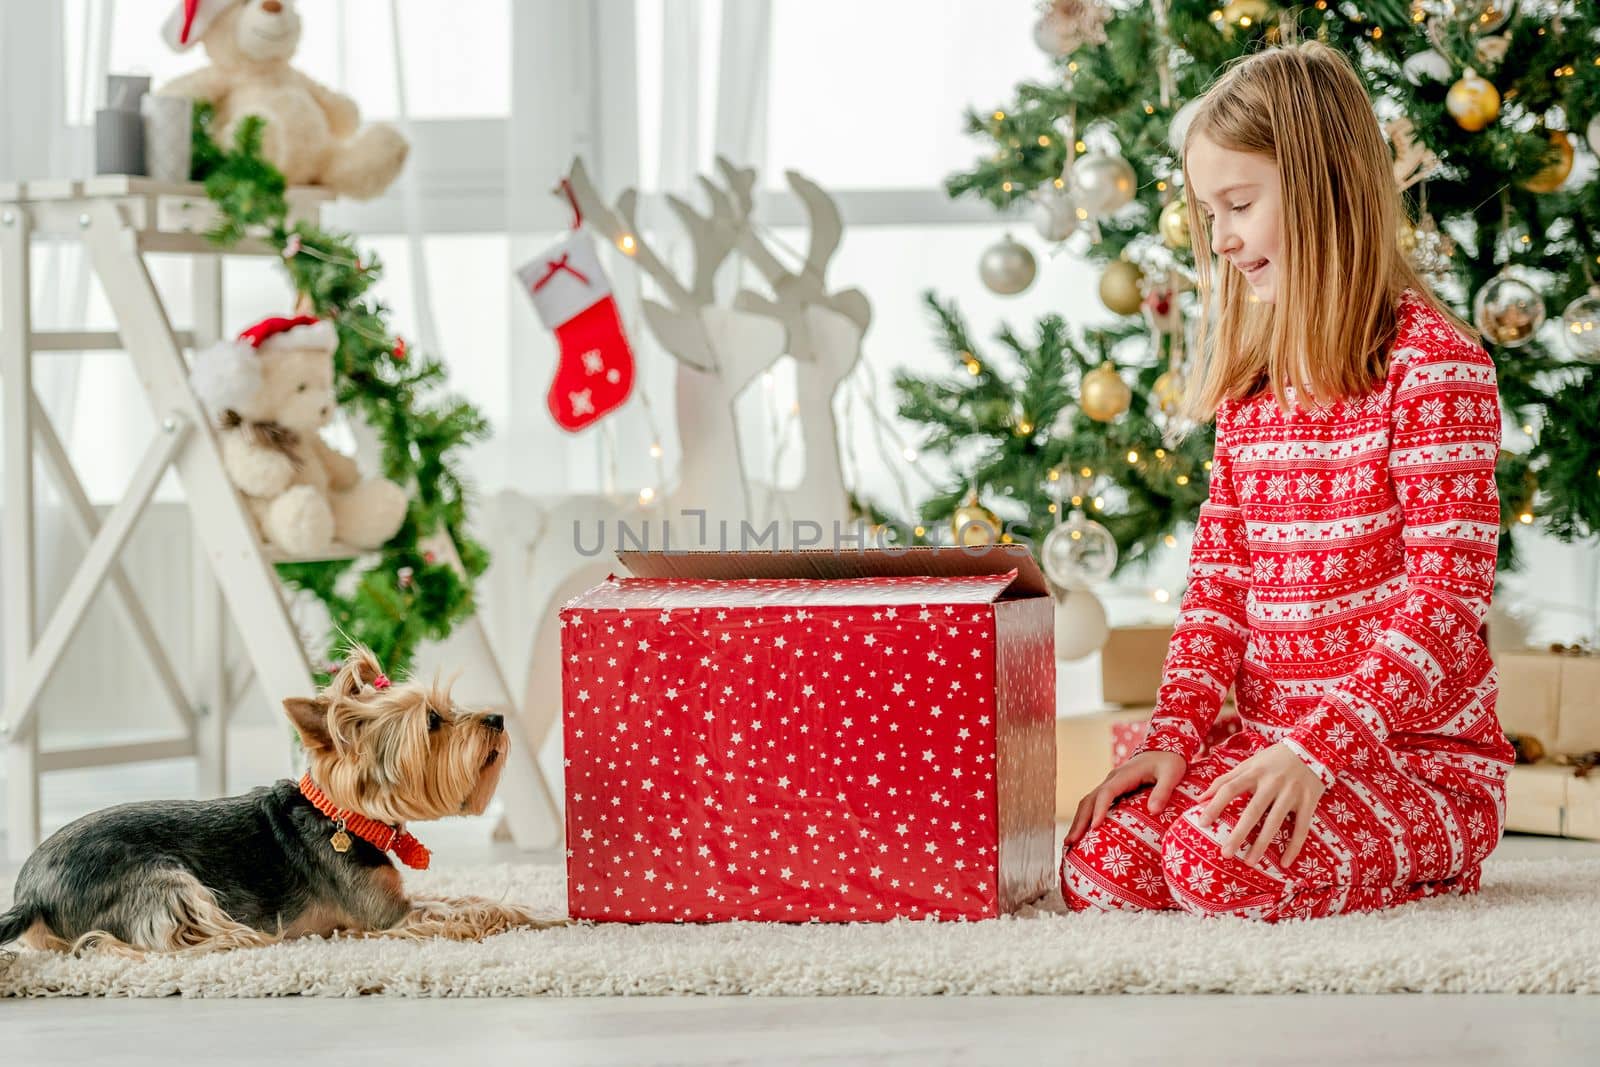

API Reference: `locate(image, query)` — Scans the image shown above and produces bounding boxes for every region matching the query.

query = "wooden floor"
[7,993,1600,1066]
[5,725,1599,1065]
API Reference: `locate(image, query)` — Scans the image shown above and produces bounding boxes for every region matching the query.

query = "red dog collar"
[298,773,431,870]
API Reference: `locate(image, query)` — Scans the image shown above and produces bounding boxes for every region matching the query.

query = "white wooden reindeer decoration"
[716,158,871,527]
[567,156,785,525]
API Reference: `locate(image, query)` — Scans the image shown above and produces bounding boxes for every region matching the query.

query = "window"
[765,1,1050,190]
[70,0,510,121]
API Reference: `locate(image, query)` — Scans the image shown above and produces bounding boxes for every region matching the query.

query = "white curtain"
[495,0,773,501]
[0,0,101,487]
[0,0,121,727]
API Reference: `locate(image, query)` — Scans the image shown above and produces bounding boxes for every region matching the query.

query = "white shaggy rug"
[4,858,1600,996]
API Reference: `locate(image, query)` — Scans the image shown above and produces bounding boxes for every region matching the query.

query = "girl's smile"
[1186,132,1284,303]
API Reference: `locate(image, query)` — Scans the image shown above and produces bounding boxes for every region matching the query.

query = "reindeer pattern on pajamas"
[1063,291,1513,921]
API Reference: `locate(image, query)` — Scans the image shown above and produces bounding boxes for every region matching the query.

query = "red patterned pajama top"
[1136,288,1514,803]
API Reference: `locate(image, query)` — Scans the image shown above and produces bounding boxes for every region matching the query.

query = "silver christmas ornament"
[1032,1,1110,58]
[1041,508,1118,589]
[1587,113,1600,158]
[1561,287,1600,363]
[979,234,1037,295]
[1406,212,1456,282]
[1473,270,1545,349]
[1031,183,1080,243]
[1071,149,1137,219]
[1053,585,1109,662]
[1032,13,1075,57]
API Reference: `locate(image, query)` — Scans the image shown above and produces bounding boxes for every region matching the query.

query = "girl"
[1061,41,1512,922]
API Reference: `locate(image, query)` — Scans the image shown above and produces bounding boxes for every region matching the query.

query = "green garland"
[192,105,489,678]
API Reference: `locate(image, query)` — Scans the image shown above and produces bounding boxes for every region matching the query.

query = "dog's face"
[206,0,303,66]
[283,646,510,824]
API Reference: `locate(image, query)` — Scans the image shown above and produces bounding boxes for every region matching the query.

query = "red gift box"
[559,547,1057,923]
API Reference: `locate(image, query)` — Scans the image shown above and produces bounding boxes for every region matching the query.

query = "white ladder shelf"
[0,177,560,861]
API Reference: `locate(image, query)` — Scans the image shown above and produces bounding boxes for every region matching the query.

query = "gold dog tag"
[331,830,352,853]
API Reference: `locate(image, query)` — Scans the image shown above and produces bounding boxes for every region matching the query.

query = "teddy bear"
[189,315,408,555]
[156,0,408,200]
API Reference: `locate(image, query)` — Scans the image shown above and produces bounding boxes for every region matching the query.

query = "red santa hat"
[238,314,337,354]
[162,0,240,51]
[189,315,338,412]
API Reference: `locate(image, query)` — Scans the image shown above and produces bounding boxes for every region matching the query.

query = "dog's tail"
[0,902,38,947]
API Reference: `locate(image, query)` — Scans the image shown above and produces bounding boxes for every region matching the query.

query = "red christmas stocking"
[518,229,636,432]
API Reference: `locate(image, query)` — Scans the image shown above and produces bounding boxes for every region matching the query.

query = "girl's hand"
[1196,743,1326,867]
[1066,750,1188,846]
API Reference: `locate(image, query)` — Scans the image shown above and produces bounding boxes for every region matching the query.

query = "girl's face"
[1187,133,1284,304]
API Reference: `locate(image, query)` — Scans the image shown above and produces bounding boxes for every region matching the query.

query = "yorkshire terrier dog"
[0,646,559,958]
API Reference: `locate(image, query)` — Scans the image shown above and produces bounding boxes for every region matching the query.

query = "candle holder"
[96,73,152,176]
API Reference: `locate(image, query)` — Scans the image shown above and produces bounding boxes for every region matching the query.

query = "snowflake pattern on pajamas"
[1063,291,1514,921]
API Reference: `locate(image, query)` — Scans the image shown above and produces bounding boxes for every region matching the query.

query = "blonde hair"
[1180,40,1475,419]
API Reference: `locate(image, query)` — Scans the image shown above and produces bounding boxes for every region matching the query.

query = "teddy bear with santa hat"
[190,314,408,555]
[156,0,408,200]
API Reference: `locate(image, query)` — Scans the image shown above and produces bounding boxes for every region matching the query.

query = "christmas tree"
[876,0,1600,575]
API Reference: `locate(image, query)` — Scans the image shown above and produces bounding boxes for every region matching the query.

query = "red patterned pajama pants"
[1061,729,1505,922]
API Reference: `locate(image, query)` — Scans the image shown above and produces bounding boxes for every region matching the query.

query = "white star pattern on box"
[560,577,1056,923]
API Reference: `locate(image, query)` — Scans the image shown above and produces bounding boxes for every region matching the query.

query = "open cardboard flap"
[615,546,1049,599]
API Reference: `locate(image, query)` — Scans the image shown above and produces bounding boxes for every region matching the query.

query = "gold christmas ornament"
[1079,362,1131,422]
[1521,130,1574,194]
[1397,220,1419,255]
[1153,368,1186,414]
[951,491,1002,547]
[1099,259,1146,316]
[1221,0,1269,28]
[1507,732,1545,764]
[1446,68,1500,132]
[1159,198,1191,250]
